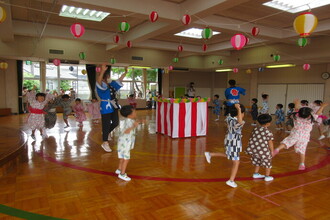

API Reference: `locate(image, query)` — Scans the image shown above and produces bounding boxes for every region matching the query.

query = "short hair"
[262,94,269,99]
[120,105,134,117]
[257,114,272,125]
[314,100,323,105]
[288,103,295,109]
[228,104,245,117]
[62,94,70,99]
[277,104,283,109]
[36,93,46,98]
[228,79,236,86]
[301,100,309,105]
[75,98,81,102]
[252,98,258,103]
[214,94,219,98]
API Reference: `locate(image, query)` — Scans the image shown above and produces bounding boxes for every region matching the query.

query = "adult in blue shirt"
[224,79,246,115]
[96,64,127,152]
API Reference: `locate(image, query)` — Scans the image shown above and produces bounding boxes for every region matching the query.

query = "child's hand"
[234,103,241,110]
[100,64,108,73]
[321,103,329,107]
[133,121,139,127]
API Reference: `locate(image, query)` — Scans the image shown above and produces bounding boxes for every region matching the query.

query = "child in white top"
[260,94,269,114]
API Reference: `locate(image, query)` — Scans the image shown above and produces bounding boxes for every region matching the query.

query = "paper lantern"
[70,23,85,38]
[168,65,173,71]
[173,58,179,63]
[119,21,130,32]
[258,67,265,72]
[53,59,61,66]
[96,67,101,72]
[297,38,308,47]
[245,37,250,46]
[0,62,8,70]
[202,44,208,52]
[110,58,116,64]
[251,27,260,36]
[293,12,318,37]
[149,11,158,22]
[231,34,247,50]
[79,52,86,60]
[81,69,87,75]
[69,66,74,71]
[273,54,280,62]
[303,64,311,71]
[233,68,239,73]
[202,27,213,39]
[113,35,120,44]
[218,59,224,65]
[0,6,7,23]
[126,41,132,48]
[178,45,183,52]
[246,69,252,74]
[181,14,191,25]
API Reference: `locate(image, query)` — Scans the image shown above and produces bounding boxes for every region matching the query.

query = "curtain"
[17,60,23,114]
[157,68,163,96]
[86,64,111,100]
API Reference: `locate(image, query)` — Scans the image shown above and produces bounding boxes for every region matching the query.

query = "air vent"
[48,59,79,64]
[132,56,143,61]
[173,67,189,71]
[49,49,64,54]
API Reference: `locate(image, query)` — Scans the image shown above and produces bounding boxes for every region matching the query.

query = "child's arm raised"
[293,99,300,111]
[96,64,108,86]
[315,103,329,115]
[118,67,128,83]
[234,104,243,124]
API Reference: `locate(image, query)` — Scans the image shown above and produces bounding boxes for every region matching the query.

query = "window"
[23,61,40,91]
[146,69,158,99]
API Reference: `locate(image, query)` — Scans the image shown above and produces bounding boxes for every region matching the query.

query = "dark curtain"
[86,64,111,100]
[157,68,163,96]
[17,60,23,114]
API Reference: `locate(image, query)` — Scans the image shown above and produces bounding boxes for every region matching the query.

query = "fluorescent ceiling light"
[129,66,151,69]
[59,5,110,22]
[263,0,330,13]
[215,69,232,72]
[266,64,296,68]
[175,28,220,39]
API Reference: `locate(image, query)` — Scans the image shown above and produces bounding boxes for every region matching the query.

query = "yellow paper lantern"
[0,6,6,23]
[293,12,318,37]
[0,62,8,69]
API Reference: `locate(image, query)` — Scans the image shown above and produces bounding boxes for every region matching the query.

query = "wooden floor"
[0,110,329,220]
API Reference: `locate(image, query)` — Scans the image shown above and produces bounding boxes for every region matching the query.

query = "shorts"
[225,149,240,161]
[251,112,258,121]
[63,109,72,119]
[281,136,308,154]
[118,148,131,160]
[251,156,272,168]
[117,137,135,160]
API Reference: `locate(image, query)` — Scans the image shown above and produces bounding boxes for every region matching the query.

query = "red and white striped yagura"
[156,101,208,138]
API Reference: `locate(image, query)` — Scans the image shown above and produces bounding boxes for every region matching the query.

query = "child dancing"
[213,94,221,121]
[72,98,87,127]
[275,104,285,130]
[260,94,269,114]
[87,98,101,124]
[285,103,295,133]
[205,104,245,188]
[245,114,274,181]
[251,98,258,126]
[273,100,328,170]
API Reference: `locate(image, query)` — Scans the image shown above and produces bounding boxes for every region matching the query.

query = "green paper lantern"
[297,38,308,47]
[201,27,213,39]
[110,58,116,64]
[119,21,130,32]
[218,59,224,65]
[273,54,280,62]
[173,57,179,63]
[79,52,86,60]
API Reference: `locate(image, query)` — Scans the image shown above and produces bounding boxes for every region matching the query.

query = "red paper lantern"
[52,59,61,66]
[113,35,120,44]
[233,68,239,73]
[126,41,132,48]
[70,23,85,38]
[178,45,183,52]
[303,64,311,71]
[149,11,158,22]
[231,34,247,50]
[96,67,101,72]
[245,36,250,46]
[168,65,173,71]
[202,44,208,52]
[251,27,260,36]
[181,14,191,25]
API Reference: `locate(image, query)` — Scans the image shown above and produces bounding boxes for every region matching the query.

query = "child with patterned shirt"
[260,94,269,114]
[273,100,328,170]
[275,104,285,130]
[205,104,245,188]
[224,80,245,112]
[87,98,101,124]
[72,98,87,127]
[213,94,221,121]
[285,103,295,133]
[115,105,144,181]
[56,94,72,128]
[246,114,274,182]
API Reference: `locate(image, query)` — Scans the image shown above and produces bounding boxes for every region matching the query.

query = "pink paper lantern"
[70,23,85,38]
[251,27,260,36]
[181,14,191,25]
[178,45,183,52]
[96,67,101,72]
[113,35,120,44]
[53,59,61,66]
[233,68,239,73]
[303,64,311,71]
[245,36,250,46]
[231,34,247,50]
[202,44,208,52]
[168,65,173,71]
[149,11,158,22]
[127,41,132,48]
